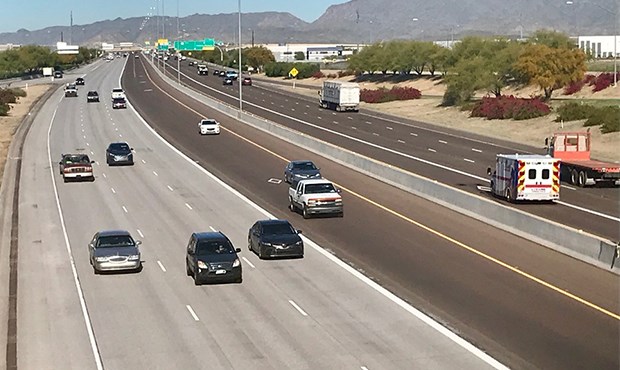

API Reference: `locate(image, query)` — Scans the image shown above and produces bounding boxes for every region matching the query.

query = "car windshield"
[293,162,317,171]
[64,155,90,164]
[112,88,123,93]
[305,183,337,194]
[262,223,295,235]
[109,143,130,151]
[201,120,216,125]
[113,98,125,103]
[196,240,234,255]
[97,235,135,248]
[88,91,97,96]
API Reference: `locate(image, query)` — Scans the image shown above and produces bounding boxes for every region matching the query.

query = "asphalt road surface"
[120,55,619,369]
[154,56,619,241]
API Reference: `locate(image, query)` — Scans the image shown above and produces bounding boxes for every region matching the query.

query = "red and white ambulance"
[487,154,560,202]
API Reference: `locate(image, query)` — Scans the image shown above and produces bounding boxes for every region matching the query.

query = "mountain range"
[0,0,616,46]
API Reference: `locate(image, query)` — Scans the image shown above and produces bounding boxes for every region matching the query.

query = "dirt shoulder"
[255,74,620,163]
[0,84,52,187]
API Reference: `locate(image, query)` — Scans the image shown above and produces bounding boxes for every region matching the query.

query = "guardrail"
[146,58,620,274]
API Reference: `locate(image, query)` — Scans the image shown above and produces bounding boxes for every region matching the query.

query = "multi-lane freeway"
[156,56,620,241]
[3,55,618,370]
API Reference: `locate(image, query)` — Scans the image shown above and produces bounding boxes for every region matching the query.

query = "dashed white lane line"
[439,140,448,144]
[122,206,128,213]
[305,105,310,108]
[397,140,406,143]
[428,148,437,152]
[152,171,158,176]
[167,185,174,191]
[110,187,116,194]
[94,161,99,166]
[351,126,357,130]
[102,173,107,178]
[464,158,475,163]
[141,159,146,164]
[209,226,217,232]
[115,128,119,131]
[81,128,85,132]
[185,203,193,210]
[347,116,353,120]
[137,229,144,238]
[288,300,308,316]
[157,260,167,272]
[372,133,379,136]
[280,105,284,108]
[112,122,115,126]
[361,366,369,370]
[83,135,86,139]
[304,112,308,115]
[472,148,483,153]
[386,126,393,130]
[366,121,372,125]
[86,143,90,146]
[186,305,200,321]
[410,132,418,136]
[119,134,123,138]
[333,121,339,124]
[291,108,295,112]
[562,185,577,191]
[295,101,299,105]
[90,151,94,155]
[241,257,255,268]
[317,116,322,120]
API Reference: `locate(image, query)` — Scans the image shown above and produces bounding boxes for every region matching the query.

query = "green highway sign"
[174,39,215,51]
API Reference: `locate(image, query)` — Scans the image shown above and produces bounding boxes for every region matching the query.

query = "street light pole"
[238,0,243,115]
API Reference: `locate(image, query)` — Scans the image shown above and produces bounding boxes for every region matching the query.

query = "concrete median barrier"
[147,59,620,274]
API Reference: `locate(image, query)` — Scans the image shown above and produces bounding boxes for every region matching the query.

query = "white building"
[0,43,20,51]
[578,35,619,58]
[253,43,359,62]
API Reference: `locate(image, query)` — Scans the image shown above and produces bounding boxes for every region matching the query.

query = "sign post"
[289,67,299,89]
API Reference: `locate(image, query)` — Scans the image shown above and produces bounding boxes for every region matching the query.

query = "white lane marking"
[137,229,144,238]
[90,151,94,155]
[115,128,118,131]
[317,116,322,120]
[141,159,146,164]
[386,126,393,130]
[361,367,369,370]
[122,206,128,213]
[157,260,167,272]
[562,185,577,191]
[209,226,217,232]
[352,126,357,130]
[119,134,123,138]
[241,257,255,269]
[83,135,86,139]
[410,132,418,136]
[464,158,475,163]
[94,161,99,166]
[185,203,193,210]
[439,140,448,144]
[428,148,437,152]
[153,171,158,176]
[186,305,200,321]
[347,116,353,120]
[333,121,339,124]
[81,128,85,132]
[102,173,107,178]
[280,105,284,108]
[366,121,372,125]
[288,300,308,316]
[304,112,308,115]
[167,185,174,191]
[86,143,90,146]
[110,187,116,194]
[112,122,115,126]
[372,133,379,136]
[305,105,310,108]
[46,104,104,370]
[472,148,482,153]
[398,140,405,143]
[127,94,508,369]
[291,108,295,111]
[556,200,620,222]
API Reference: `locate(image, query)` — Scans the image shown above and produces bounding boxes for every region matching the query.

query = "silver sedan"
[88,230,142,274]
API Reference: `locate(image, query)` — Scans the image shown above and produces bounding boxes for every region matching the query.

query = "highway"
[156,56,620,241]
[124,55,619,369]
[11,58,504,369]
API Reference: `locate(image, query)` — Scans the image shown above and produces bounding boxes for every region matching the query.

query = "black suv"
[248,220,304,259]
[75,77,85,85]
[106,142,134,166]
[186,232,242,285]
[86,91,99,103]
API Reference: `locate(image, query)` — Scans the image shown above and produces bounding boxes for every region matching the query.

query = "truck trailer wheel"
[505,189,514,203]
[578,171,587,187]
[570,169,579,185]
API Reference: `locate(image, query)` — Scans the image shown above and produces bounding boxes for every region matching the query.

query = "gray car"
[89,230,142,274]
[284,160,321,183]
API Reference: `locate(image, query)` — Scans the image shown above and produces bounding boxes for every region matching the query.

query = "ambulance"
[487,154,560,202]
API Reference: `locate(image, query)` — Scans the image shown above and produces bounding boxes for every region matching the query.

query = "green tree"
[243,46,275,72]
[529,30,576,49]
[294,51,305,60]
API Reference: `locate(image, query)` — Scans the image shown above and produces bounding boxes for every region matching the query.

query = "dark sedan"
[89,230,142,274]
[75,77,85,85]
[112,97,126,109]
[284,160,321,183]
[248,220,304,259]
[86,91,99,103]
[186,232,242,285]
[242,77,252,86]
[106,142,134,166]
[223,77,233,85]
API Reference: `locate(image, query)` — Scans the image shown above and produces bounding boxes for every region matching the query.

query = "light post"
[238,0,243,115]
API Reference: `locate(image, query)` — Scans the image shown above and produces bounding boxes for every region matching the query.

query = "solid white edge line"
[47,100,104,370]
[557,200,620,222]
[241,256,255,269]
[127,64,508,369]
[288,300,308,316]
[186,305,200,321]
[157,260,167,272]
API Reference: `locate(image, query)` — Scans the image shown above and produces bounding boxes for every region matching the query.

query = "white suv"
[111,88,126,100]
[198,119,221,135]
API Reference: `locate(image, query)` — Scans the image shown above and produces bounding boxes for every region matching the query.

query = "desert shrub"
[441,85,462,106]
[470,95,550,120]
[337,70,355,78]
[326,73,337,79]
[0,104,9,116]
[360,86,421,104]
[554,102,596,122]
[311,71,325,79]
[584,106,620,133]
[0,88,18,105]
[10,88,26,98]
[563,80,584,95]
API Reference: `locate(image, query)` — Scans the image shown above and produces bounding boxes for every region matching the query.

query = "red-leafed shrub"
[563,80,585,95]
[470,95,551,120]
[591,72,620,92]
[337,70,355,78]
[584,74,596,84]
[311,71,325,79]
[360,86,422,103]
[326,73,338,79]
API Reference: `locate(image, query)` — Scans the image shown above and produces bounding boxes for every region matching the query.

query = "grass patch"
[586,60,618,72]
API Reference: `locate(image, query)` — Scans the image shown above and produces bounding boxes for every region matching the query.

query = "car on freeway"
[219,70,226,77]
[223,77,233,86]
[188,61,195,66]
[106,142,134,166]
[58,153,95,182]
[112,97,127,109]
[248,219,304,259]
[75,77,85,85]
[284,160,321,183]
[64,83,78,97]
[86,91,99,103]
[89,230,142,274]
[198,118,221,135]
[134,54,139,59]
[53,70,63,78]
[186,231,242,285]
[242,77,252,86]
[111,87,125,100]
[213,69,220,76]
[226,71,238,80]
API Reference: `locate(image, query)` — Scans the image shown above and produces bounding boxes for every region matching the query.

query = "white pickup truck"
[111,88,126,100]
[288,179,343,219]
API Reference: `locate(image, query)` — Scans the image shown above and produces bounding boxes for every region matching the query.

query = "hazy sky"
[0,0,344,33]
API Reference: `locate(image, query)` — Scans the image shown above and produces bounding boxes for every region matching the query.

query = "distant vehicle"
[319,80,360,112]
[106,142,134,166]
[53,70,63,78]
[64,83,78,97]
[181,55,187,61]
[545,131,620,187]
[487,154,560,202]
[248,220,304,259]
[43,67,54,77]
[284,160,321,184]
[112,98,127,109]
[242,77,252,86]
[213,69,220,76]
[134,54,139,59]
[226,70,238,80]
[289,179,343,218]
[86,91,99,103]
[198,65,209,75]
[198,119,221,135]
[223,77,233,85]
[111,88,125,100]
[219,70,226,77]
[188,61,195,66]
[89,230,142,274]
[58,154,94,182]
[75,77,85,85]
[185,231,242,285]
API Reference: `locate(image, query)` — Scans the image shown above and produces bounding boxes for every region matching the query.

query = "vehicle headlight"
[232,258,240,268]
[197,260,208,269]
[128,255,140,261]
[95,256,108,262]
[261,242,272,247]
[295,241,303,246]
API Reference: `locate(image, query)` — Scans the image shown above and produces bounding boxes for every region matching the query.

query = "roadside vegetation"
[0,45,99,80]
[0,88,26,116]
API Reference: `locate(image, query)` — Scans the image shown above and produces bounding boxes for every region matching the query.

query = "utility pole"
[238,0,243,115]
[70,11,73,44]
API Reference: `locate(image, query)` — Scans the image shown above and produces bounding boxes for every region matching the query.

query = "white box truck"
[42,67,54,77]
[318,80,360,112]
[487,154,560,202]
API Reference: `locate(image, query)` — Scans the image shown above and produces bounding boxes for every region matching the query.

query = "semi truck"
[318,80,360,112]
[545,131,620,187]
[487,154,560,202]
